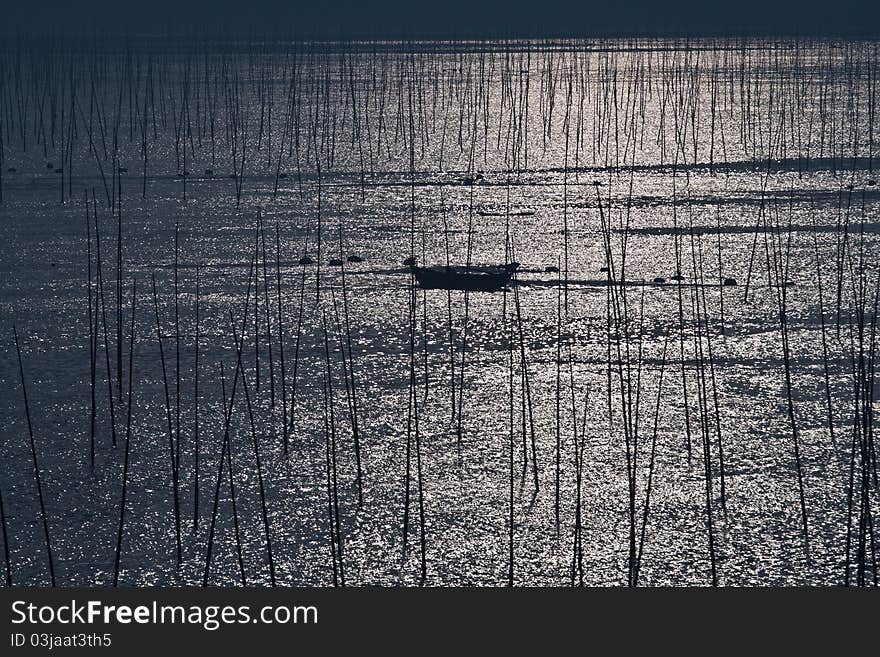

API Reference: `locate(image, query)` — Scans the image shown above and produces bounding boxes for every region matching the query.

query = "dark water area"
[0,38,877,586]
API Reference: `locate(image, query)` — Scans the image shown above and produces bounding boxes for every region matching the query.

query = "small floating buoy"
[118,167,127,174]
[298,256,314,265]
[545,265,559,273]
[328,258,344,267]
[723,277,738,286]
[347,255,364,263]
[653,276,666,284]
[205,169,214,176]
[403,256,417,266]
[51,263,56,267]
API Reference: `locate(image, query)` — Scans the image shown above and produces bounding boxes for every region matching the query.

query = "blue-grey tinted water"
[0,39,877,586]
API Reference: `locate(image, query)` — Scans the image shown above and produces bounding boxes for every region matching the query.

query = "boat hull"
[411,264,517,292]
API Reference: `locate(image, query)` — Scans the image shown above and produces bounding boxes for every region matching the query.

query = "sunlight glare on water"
[0,38,877,586]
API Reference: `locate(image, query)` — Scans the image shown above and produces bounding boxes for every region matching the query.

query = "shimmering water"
[0,39,877,586]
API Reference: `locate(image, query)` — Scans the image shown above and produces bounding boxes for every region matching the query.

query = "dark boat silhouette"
[410,262,519,291]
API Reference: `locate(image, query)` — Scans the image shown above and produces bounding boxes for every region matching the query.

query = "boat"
[410,262,519,292]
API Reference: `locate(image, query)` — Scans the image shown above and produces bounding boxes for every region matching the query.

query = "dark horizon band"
[2,0,879,40]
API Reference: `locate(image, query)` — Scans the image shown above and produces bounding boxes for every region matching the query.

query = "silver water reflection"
[0,39,877,586]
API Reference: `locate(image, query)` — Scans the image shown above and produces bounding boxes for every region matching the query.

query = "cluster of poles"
[0,36,878,586]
